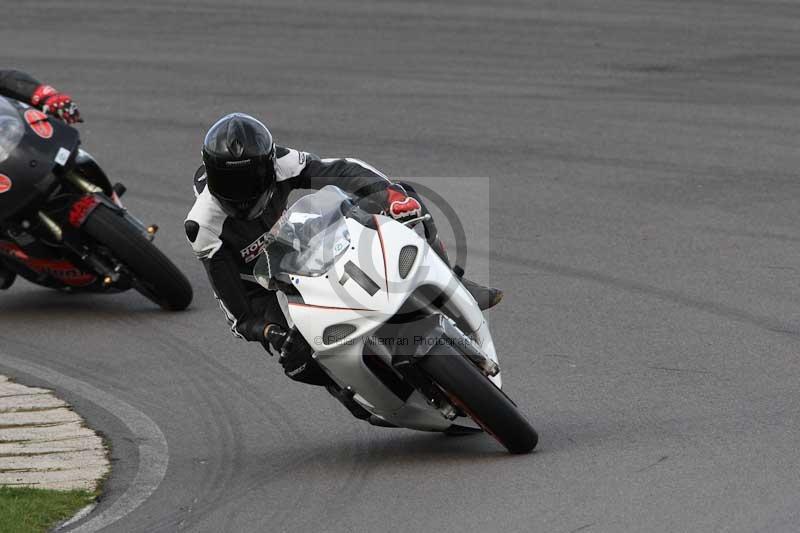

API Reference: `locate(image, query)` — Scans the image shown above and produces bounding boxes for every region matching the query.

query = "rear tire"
[419,346,537,454]
[83,205,193,310]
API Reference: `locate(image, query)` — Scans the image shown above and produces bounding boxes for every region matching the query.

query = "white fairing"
[260,189,499,431]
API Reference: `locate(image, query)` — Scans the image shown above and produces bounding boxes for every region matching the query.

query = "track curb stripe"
[0,351,168,533]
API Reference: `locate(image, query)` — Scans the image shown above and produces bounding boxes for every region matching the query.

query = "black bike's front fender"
[42,192,150,242]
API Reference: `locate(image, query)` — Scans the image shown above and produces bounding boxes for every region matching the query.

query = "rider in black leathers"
[0,70,80,124]
[0,70,81,289]
[186,113,502,399]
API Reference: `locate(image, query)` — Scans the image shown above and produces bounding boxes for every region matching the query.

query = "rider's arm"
[291,151,422,219]
[185,186,286,344]
[200,246,286,343]
[0,70,81,123]
[275,146,391,199]
[0,70,43,103]
[299,155,391,198]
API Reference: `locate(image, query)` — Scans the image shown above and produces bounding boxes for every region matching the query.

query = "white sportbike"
[254,186,537,453]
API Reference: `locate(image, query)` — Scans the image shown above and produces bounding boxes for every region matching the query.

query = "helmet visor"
[216,182,276,220]
[206,160,269,203]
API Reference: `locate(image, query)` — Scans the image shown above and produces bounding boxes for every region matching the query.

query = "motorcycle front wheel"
[420,345,538,454]
[83,204,193,311]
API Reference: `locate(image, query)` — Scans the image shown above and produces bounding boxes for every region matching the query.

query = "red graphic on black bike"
[0,94,192,309]
[24,108,53,139]
[0,241,96,287]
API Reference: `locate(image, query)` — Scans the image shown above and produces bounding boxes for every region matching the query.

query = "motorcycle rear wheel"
[420,345,538,454]
[83,205,193,311]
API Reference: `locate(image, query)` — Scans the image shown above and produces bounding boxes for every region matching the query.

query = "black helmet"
[202,113,276,219]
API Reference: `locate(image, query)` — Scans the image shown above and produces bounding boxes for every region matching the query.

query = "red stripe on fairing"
[288,302,376,312]
[0,241,96,287]
[373,215,390,299]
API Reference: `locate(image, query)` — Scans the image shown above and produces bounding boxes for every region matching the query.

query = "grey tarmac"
[1,1,799,532]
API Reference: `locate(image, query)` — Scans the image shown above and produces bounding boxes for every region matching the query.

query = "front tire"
[83,204,193,310]
[420,346,538,454]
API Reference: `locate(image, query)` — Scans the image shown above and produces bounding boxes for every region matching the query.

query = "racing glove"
[31,85,81,124]
[264,323,289,354]
[386,184,422,222]
[276,327,332,385]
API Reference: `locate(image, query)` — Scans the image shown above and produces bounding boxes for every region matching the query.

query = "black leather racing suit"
[185,147,391,351]
[0,70,43,103]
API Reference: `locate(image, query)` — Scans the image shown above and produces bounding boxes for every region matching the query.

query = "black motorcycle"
[0,96,192,310]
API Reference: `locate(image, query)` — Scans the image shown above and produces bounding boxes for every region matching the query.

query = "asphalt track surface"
[1,1,800,531]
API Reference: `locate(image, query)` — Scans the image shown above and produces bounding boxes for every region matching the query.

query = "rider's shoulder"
[187,185,225,228]
[188,163,226,229]
[274,145,317,182]
[185,188,226,257]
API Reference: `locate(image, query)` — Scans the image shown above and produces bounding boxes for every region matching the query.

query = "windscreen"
[0,98,24,164]
[255,186,352,280]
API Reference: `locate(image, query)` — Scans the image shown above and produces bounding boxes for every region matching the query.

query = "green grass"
[0,486,95,533]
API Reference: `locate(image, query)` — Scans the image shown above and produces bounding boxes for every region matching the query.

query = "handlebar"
[342,197,438,246]
[402,213,432,227]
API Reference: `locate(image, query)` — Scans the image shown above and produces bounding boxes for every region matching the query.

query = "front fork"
[35,204,120,286]
[62,170,158,240]
[35,175,156,287]
[388,314,502,421]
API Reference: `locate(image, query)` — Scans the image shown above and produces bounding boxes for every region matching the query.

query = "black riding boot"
[429,237,503,310]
